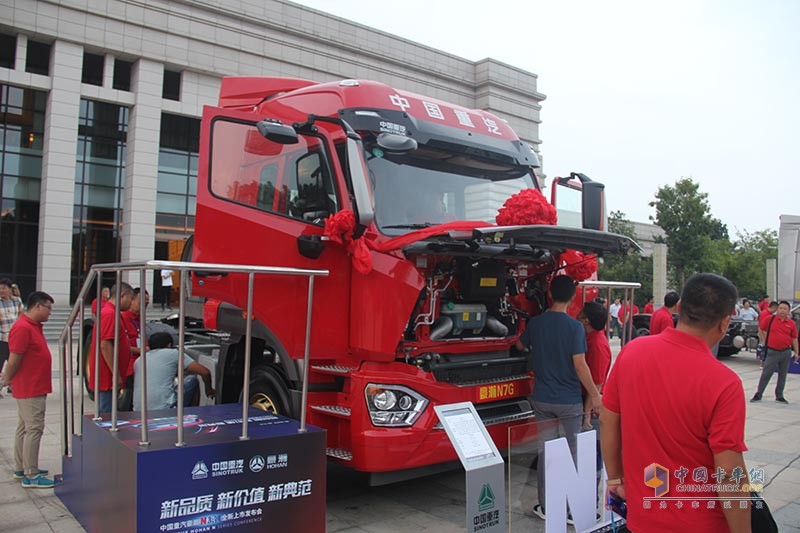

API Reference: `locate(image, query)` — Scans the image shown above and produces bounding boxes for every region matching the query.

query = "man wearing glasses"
[2,291,56,488]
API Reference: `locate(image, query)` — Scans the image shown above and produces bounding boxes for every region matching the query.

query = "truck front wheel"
[243,367,291,416]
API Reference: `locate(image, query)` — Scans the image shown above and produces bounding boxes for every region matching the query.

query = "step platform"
[56,404,326,533]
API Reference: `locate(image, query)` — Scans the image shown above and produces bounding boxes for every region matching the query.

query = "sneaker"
[750,394,762,402]
[776,397,789,404]
[21,474,55,489]
[13,468,48,480]
[527,504,546,521]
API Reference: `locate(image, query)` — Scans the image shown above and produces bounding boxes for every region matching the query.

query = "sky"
[291,0,799,235]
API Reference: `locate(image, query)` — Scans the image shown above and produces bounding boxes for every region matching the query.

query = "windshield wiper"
[382,223,436,229]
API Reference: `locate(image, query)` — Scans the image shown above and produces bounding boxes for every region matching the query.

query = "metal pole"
[139,268,150,447]
[111,270,121,431]
[175,269,186,447]
[59,339,67,456]
[78,298,84,436]
[67,325,75,453]
[299,275,315,433]
[240,272,255,441]
[606,287,612,341]
[93,273,102,420]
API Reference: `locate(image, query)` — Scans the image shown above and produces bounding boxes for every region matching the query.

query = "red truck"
[184,76,635,483]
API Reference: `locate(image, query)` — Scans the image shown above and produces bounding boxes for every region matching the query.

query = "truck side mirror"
[552,172,607,232]
[256,120,299,145]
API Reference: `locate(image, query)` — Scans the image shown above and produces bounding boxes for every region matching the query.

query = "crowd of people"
[1,276,214,491]
[517,274,798,532]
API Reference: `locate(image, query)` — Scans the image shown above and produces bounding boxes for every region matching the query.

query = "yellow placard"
[479,277,498,287]
[462,312,470,321]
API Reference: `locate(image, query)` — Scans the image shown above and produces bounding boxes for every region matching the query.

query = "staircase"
[44,305,181,343]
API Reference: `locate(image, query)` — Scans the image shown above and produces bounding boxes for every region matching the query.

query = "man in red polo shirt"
[752,301,799,403]
[758,295,770,312]
[88,282,133,415]
[643,297,655,315]
[649,291,679,335]
[2,291,55,488]
[601,273,750,532]
[758,301,778,330]
[578,301,612,429]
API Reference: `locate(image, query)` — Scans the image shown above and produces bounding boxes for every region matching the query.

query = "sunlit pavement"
[1,342,798,532]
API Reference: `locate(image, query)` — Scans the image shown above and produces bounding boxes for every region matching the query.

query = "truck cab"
[191,77,637,481]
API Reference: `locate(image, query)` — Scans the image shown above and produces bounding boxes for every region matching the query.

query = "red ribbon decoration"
[496,188,557,226]
[559,249,598,282]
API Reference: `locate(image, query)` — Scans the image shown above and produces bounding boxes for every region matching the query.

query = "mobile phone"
[607,491,627,519]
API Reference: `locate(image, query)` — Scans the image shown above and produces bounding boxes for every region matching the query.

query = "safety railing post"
[139,268,150,447]
[78,298,84,436]
[240,272,255,441]
[111,270,121,431]
[93,274,102,420]
[59,339,67,456]
[175,269,187,447]
[67,325,75,454]
[299,275,315,433]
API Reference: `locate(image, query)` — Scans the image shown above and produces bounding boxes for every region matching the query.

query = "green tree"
[649,177,730,287]
[723,230,778,299]
[599,210,653,306]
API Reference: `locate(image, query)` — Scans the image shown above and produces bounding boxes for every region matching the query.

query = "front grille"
[434,398,533,429]
[430,356,528,385]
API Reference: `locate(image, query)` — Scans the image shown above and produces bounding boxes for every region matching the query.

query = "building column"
[121,59,163,289]
[37,40,82,305]
[653,243,668,309]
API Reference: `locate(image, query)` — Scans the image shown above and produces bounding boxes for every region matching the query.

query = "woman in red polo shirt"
[751,301,799,403]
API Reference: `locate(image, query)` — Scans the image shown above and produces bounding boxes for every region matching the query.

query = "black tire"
[636,327,650,337]
[241,366,291,416]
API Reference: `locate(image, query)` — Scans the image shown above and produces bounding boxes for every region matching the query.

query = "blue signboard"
[57,405,326,533]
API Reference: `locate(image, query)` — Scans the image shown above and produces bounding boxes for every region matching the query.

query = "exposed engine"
[406,256,532,342]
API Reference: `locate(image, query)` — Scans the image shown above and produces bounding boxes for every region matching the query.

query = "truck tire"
[636,327,650,337]
[242,366,291,416]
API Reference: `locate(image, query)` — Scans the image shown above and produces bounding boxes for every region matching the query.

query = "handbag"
[750,491,778,533]
[756,316,776,361]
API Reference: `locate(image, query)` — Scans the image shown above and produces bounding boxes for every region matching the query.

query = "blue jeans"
[97,391,113,414]
[181,376,199,407]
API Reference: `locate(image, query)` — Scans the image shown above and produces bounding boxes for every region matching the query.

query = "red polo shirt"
[88,302,131,392]
[603,328,747,532]
[585,329,611,389]
[8,315,52,398]
[120,310,141,377]
[649,306,675,335]
[758,300,769,312]
[758,310,773,324]
[620,303,639,322]
[643,303,654,314]
[762,315,797,351]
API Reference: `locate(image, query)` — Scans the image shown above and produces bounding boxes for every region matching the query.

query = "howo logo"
[249,455,265,473]
[191,461,208,480]
[644,463,670,497]
[478,483,495,512]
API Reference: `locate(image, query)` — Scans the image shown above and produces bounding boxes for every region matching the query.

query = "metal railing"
[58,260,328,457]
[578,280,642,345]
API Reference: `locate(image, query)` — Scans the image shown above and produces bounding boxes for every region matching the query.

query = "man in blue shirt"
[133,332,215,411]
[516,275,601,521]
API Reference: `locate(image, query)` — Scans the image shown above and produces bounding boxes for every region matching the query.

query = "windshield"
[368,144,537,234]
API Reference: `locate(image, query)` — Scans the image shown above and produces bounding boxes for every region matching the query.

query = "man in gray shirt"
[133,332,215,411]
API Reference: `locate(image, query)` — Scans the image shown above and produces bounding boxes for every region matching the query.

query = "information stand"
[56,404,326,533]
[434,402,505,533]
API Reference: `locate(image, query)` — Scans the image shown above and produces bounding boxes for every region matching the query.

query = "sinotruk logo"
[644,463,669,497]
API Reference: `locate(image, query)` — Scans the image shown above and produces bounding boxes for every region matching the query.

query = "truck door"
[193,106,351,360]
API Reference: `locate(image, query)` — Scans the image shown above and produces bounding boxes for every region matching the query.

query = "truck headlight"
[365,384,428,427]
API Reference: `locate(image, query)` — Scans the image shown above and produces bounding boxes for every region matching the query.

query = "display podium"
[56,404,326,533]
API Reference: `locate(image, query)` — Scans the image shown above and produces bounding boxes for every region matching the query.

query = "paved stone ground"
[1,343,798,532]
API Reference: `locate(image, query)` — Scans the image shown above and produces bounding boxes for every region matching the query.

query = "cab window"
[210,119,339,223]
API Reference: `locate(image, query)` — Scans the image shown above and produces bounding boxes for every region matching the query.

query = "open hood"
[471,225,641,255]
[402,224,641,260]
